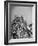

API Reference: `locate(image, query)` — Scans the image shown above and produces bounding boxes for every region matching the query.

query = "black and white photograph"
[4,1,37,45]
